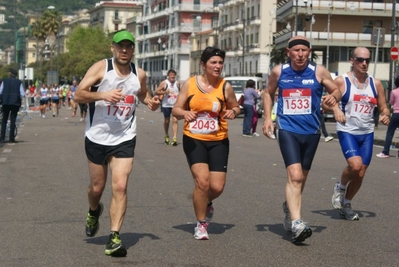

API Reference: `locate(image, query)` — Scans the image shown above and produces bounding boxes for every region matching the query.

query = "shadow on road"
[84,232,160,250]
[312,209,376,220]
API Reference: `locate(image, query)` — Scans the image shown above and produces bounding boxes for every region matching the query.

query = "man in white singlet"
[155,69,180,145]
[327,47,390,220]
[74,30,160,257]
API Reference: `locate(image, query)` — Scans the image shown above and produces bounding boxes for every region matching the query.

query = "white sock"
[343,198,351,205]
[339,182,346,190]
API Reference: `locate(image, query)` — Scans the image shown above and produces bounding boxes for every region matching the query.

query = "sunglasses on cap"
[353,57,370,64]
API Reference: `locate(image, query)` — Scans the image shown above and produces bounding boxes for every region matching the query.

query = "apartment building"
[88,1,143,33]
[218,0,276,78]
[134,0,219,91]
[275,0,399,84]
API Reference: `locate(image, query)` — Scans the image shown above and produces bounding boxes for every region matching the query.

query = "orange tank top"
[183,76,228,141]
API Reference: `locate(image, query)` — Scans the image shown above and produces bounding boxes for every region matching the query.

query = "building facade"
[218,0,276,78]
[134,0,219,92]
[274,0,399,86]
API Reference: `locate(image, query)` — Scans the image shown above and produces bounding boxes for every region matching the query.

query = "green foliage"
[62,26,113,80]
[0,0,98,49]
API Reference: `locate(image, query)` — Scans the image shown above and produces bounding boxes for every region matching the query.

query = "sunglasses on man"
[353,57,370,64]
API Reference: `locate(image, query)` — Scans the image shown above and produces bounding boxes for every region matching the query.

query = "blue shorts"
[162,107,172,118]
[278,129,320,170]
[337,131,374,166]
[182,135,229,172]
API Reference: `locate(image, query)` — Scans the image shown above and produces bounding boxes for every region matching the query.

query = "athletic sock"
[343,198,351,205]
[339,182,346,191]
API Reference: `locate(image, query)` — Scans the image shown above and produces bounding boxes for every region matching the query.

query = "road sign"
[390,46,398,61]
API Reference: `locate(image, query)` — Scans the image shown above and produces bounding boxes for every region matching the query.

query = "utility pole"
[241,8,245,75]
[389,0,396,100]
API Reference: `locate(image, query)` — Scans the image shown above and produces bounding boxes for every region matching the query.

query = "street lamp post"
[295,0,299,35]
[8,15,17,68]
[389,0,397,98]
[326,1,332,71]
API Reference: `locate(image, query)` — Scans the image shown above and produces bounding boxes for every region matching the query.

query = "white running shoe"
[332,182,345,209]
[194,222,209,240]
[292,219,312,243]
[376,152,389,158]
[340,203,359,221]
[324,136,334,142]
[252,132,260,137]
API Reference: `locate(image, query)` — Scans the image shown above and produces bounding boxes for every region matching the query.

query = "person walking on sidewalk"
[242,79,260,137]
[154,69,180,145]
[376,76,399,158]
[172,46,240,240]
[262,36,342,244]
[74,30,160,257]
[0,69,25,143]
[327,47,390,220]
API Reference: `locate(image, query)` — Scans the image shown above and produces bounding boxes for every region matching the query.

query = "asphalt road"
[0,105,398,267]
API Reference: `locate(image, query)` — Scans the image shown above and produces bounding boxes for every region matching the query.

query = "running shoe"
[283,201,291,232]
[252,132,260,137]
[340,203,359,221]
[291,219,312,243]
[332,182,345,210]
[170,137,178,146]
[85,202,104,237]
[324,136,334,142]
[376,152,389,158]
[205,202,214,222]
[242,134,253,137]
[105,232,127,257]
[164,136,170,145]
[194,222,209,240]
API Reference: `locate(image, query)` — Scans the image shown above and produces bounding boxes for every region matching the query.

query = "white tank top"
[85,59,141,146]
[336,73,377,135]
[161,79,179,108]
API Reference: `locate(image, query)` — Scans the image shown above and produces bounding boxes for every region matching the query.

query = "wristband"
[232,109,237,117]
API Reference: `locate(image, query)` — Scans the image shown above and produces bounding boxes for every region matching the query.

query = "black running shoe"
[85,202,104,237]
[105,232,127,257]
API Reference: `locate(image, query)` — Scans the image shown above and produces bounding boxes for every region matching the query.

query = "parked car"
[224,76,266,117]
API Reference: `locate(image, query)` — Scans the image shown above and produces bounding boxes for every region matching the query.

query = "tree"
[62,26,112,80]
[30,9,62,80]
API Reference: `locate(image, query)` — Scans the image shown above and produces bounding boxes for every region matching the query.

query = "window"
[363,20,382,34]
[114,24,119,31]
[115,10,119,20]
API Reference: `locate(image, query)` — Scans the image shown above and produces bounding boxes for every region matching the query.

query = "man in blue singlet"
[327,47,390,220]
[262,36,343,244]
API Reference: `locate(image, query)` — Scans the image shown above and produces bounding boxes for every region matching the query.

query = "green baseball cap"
[113,30,135,44]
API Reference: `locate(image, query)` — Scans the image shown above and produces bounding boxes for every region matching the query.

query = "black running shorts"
[85,136,136,165]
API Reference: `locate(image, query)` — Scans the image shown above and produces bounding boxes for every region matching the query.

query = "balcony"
[112,16,122,23]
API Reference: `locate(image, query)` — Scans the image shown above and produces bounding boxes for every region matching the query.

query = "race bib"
[282,88,311,115]
[103,94,135,122]
[350,94,376,119]
[167,94,177,105]
[189,112,219,134]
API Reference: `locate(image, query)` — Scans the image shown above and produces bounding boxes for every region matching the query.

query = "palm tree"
[31,9,61,79]
[41,9,62,71]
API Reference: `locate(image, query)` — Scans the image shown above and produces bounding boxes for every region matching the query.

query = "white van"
[224,76,266,116]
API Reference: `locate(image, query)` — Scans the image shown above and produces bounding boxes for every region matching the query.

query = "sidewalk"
[324,122,398,147]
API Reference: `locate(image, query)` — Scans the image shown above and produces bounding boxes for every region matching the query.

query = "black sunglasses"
[353,57,370,64]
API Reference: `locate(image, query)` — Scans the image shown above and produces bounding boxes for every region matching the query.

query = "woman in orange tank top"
[172,47,240,240]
